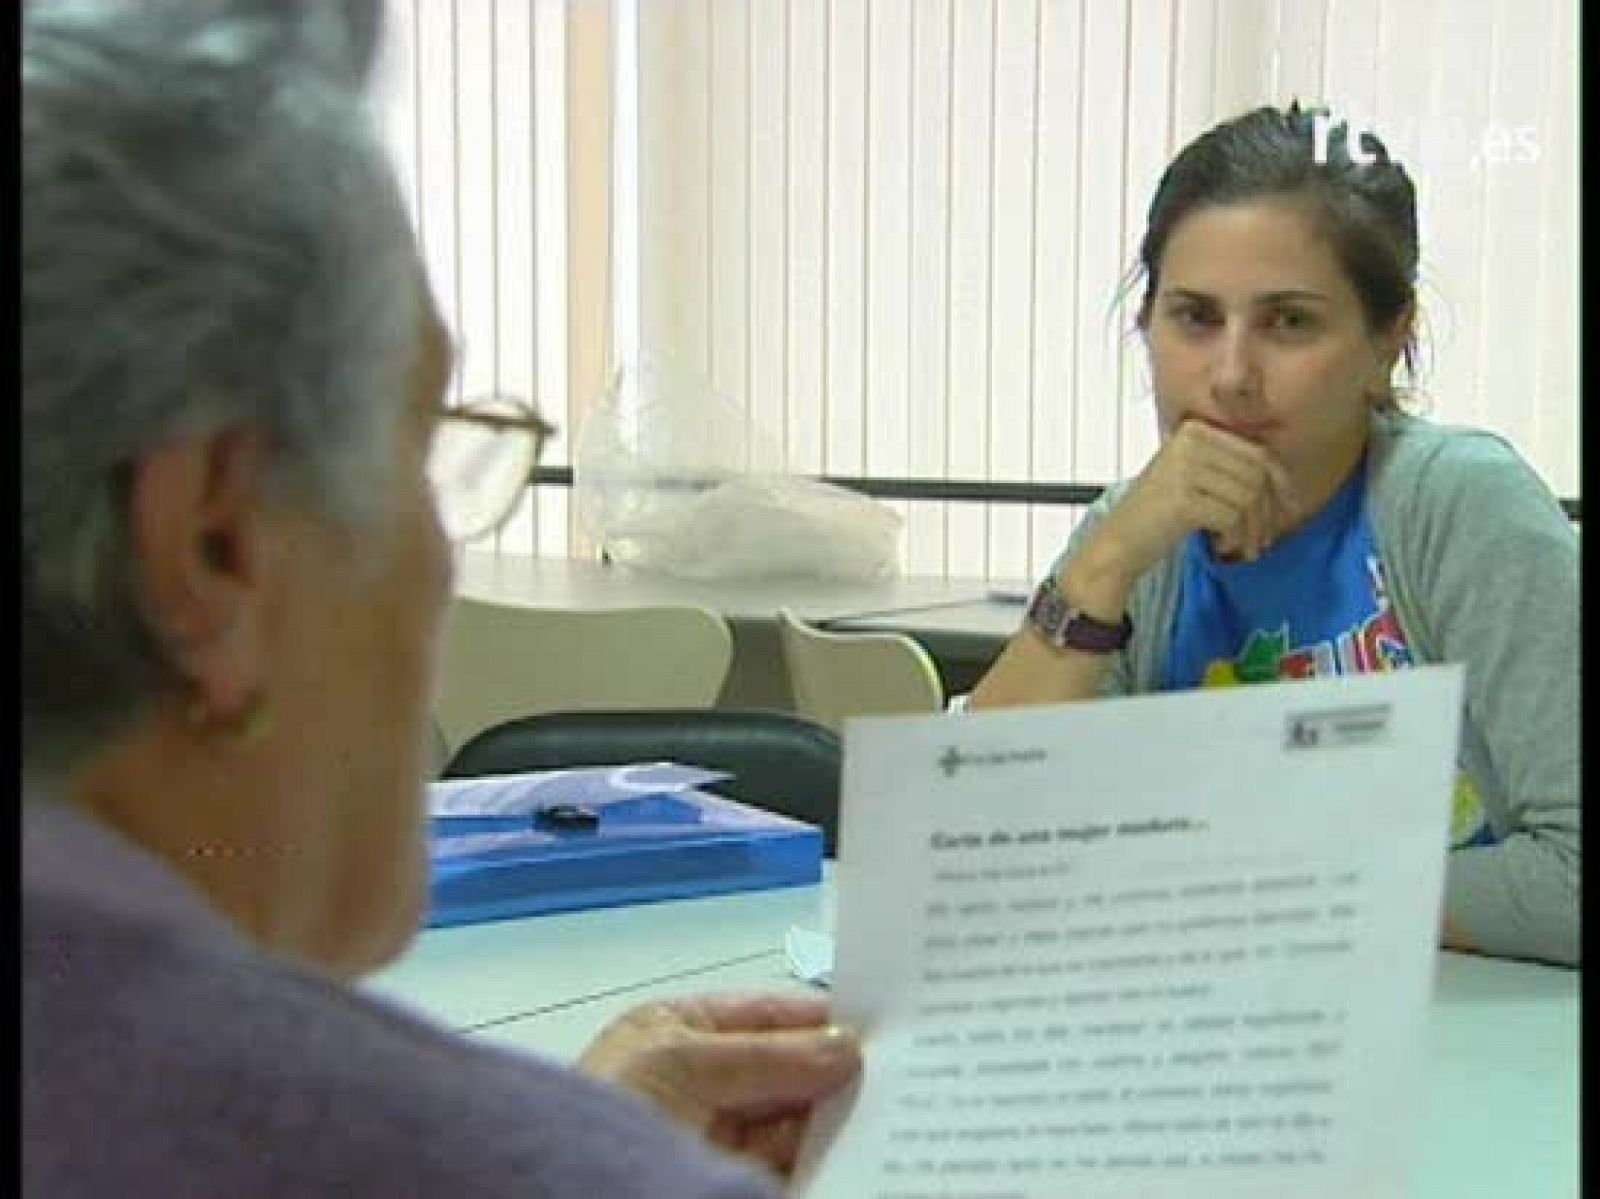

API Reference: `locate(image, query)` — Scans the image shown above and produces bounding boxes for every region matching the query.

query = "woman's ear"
[127,427,275,722]
[1378,300,1416,376]
[1364,301,1415,408]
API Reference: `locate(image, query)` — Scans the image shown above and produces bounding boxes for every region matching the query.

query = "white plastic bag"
[574,365,902,581]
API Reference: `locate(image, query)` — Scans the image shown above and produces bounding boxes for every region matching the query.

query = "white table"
[452,551,1030,706]
[823,595,1030,691]
[366,874,1579,1199]
[823,595,1028,641]
[454,550,1020,625]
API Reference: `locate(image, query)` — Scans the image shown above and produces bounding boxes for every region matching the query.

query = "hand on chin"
[1210,528,1250,564]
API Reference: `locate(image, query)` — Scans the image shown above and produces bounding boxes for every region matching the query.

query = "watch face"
[1026,582,1070,641]
[1026,578,1129,652]
[1032,583,1070,632]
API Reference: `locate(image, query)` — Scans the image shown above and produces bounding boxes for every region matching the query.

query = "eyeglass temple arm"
[446,408,558,439]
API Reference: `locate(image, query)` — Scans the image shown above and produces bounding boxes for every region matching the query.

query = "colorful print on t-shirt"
[1162,461,1493,849]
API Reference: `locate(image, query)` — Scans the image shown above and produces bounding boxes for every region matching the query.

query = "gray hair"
[23,0,423,786]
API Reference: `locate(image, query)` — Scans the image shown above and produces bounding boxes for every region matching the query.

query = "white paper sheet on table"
[429,762,730,819]
[795,666,1463,1199]
[785,926,835,987]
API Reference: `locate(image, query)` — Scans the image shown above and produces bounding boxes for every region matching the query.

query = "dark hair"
[1133,103,1420,383]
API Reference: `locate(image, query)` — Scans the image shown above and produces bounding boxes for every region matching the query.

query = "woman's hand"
[577,992,862,1180]
[1090,418,1302,581]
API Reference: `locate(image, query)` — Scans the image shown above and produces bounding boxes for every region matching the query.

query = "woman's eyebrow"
[1254,289,1330,306]
[1158,287,1330,306]
[1164,286,1324,300]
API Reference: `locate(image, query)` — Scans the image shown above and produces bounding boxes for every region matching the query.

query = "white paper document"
[796,667,1463,1199]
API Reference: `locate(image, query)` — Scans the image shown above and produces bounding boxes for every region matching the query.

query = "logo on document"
[938,746,1047,778]
[1284,703,1392,750]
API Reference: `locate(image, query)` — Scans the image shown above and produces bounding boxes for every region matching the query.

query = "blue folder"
[425,764,823,929]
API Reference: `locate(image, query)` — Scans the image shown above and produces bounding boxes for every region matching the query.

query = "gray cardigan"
[1059,410,1579,966]
[23,799,782,1198]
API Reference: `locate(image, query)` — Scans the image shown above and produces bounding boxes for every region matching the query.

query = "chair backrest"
[444,707,844,855]
[434,597,734,753]
[777,607,944,734]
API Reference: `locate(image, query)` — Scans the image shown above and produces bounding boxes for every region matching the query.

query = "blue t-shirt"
[1161,460,1493,848]
[1161,460,1409,689]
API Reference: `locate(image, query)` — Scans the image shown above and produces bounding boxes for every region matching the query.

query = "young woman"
[971,104,1578,968]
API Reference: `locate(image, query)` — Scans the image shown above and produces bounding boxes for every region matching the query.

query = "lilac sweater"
[23,800,781,1198]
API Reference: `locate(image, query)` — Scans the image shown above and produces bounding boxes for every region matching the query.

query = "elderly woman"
[22,2,858,1195]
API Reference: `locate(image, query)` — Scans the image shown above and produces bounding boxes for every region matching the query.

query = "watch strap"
[1025,574,1133,653]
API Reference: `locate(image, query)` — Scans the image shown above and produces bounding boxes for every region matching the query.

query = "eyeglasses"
[427,394,557,542]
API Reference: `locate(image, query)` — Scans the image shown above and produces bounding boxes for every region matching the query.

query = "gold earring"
[187,692,276,746]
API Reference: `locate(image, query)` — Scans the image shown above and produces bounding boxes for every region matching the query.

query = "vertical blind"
[375,0,1577,579]
[371,0,611,559]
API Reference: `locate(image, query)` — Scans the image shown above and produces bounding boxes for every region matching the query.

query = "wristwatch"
[1025,573,1133,654]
